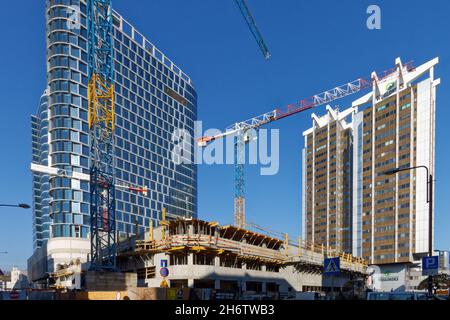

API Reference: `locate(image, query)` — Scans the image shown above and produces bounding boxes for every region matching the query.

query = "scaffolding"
[119,217,368,275]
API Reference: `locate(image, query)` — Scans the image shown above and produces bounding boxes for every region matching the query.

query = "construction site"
[10,0,444,302]
[21,0,377,300]
[45,210,367,300]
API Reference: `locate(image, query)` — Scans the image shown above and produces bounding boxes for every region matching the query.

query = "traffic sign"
[161,259,168,268]
[422,256,439,276]
[324,257,340,275]
[160,279,168,288]
[160,267,169,278]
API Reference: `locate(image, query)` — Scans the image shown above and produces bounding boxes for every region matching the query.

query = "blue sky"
[0,0,449,270]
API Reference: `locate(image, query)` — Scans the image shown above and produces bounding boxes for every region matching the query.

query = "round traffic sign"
[160,267,169,278]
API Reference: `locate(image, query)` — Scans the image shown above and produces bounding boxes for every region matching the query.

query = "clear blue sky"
[0,0,449,270]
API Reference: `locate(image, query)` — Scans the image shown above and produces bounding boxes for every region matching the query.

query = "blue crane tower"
[87,0,116,271]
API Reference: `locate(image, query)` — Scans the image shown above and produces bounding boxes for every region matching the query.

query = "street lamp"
[0,203,30,261]
[383,165,433,296]
[0,203,30,209]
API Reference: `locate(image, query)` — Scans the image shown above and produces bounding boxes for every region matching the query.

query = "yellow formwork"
[88,73,114,132]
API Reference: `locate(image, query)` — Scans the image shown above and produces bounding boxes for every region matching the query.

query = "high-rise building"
[29,0,197,281]
[302,57,439,267]
[302,106,355,254]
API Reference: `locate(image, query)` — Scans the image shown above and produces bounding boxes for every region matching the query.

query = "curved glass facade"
[32,0,197,245]
[32,91,51,249]
[46,0,90,240]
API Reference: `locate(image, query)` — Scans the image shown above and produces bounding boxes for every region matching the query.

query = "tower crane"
[31,0,122,271]
[87,0,116,271]
[234,0,271,59]
[198,59,416,230]
[198,78,371,228]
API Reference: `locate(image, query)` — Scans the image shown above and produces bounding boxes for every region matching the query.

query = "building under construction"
[47,214,367,298]
[113,215,367,297]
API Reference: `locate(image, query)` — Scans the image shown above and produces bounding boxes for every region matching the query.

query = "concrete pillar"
[188,253,193,265]
[188,279,194,288]
[214,256,220,267]
[215,279,220,290]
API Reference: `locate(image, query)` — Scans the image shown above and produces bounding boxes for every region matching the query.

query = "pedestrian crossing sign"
[324,257,340,275]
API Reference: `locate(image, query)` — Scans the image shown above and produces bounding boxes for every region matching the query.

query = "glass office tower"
[32,0,197,248]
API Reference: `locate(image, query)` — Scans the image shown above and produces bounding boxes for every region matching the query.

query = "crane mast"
[234,134,246,228]
[87,0,116,271]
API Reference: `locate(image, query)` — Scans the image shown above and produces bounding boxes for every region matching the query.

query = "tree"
[418,274,450,291]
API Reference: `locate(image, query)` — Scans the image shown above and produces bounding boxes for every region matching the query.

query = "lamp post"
[383,165,433,296]
[1,203,30,263]
[0,203,30,209]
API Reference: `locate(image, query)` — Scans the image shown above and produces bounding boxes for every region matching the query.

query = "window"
[377,104,387,112]
[170,254,188,265]
[401,103,411,110]
[193,253,214,266]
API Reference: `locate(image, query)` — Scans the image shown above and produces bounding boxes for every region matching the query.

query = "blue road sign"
[422,256,439,276]
[324,257,340,276]
[160,267,169,278]
[161,259,168,268]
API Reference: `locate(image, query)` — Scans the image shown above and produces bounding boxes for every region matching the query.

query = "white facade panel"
[352,112,363,257]
[301,145,307,239]
[415,78,432,254]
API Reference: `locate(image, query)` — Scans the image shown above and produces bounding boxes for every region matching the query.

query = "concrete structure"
[29,1,197,281]
[302,57,440,291]
[115,218,367,298]
[367,263,427,292]
[367,250,449,292]
[437,250,450,274]
[0,272,10,291]
[0,267,30,291]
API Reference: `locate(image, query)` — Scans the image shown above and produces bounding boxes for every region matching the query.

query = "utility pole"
[428,172,433,295]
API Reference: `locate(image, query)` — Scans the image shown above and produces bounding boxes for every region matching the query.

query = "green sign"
[380,271,399,282]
